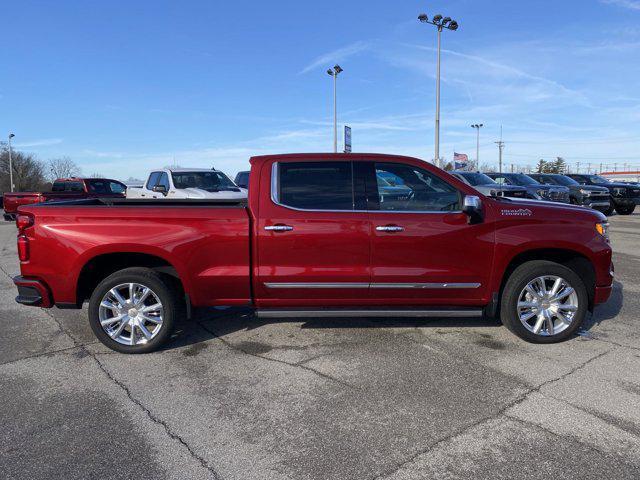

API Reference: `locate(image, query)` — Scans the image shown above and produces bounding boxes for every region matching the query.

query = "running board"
[255,308,483,319]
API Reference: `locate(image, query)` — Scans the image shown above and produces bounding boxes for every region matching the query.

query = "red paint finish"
[14,153,613,313]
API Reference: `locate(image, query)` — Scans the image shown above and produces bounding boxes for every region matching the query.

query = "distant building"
[600,171,640,183]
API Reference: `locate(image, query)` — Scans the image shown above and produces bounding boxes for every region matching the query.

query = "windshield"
[458,172,496,186]
[586,175,610,184]
[549,175,579,186]
[510,173,540,186]
[86,180,126,194]
[171,171,238,192]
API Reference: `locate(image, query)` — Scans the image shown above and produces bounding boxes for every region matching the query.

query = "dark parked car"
[528,173,611,214]
[234,171,250,189]
[485,172,570,203]
[451,171,528,198]
[567,174,640,215]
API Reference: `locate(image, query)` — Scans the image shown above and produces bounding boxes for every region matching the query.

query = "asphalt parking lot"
[1,214,639,480]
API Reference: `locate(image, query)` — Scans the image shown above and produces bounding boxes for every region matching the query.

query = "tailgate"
[4,193,44,214]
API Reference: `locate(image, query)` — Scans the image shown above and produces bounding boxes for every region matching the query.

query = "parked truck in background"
[451,171,529,199]
[566,173,640,215]
[13,153,613,353]
[485,172,571,203]
[127,168,247,200]
[528,173,611,214]
[3,177,127,221]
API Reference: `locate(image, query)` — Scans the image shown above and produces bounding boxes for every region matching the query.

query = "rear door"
[254,159,371,307]
[366,160,495,305]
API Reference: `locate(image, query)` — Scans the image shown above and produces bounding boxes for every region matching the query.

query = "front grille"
[506,190,527,198]
[549,190,570,203]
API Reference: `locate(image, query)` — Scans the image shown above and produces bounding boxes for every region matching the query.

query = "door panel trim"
[265,282,369,289]
[370,282,481,289]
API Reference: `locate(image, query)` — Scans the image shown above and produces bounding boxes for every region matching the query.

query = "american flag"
[453,152,469,170]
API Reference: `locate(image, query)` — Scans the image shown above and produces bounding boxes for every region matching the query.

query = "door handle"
[265,224,294,232]
[376,225,404,233]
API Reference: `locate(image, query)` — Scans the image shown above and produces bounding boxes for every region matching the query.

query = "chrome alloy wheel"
[517,275,578,336]
[98,283,164,346]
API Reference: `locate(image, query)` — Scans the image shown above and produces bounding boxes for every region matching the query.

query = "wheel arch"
[497,248,596,311]
[75,252,187,307]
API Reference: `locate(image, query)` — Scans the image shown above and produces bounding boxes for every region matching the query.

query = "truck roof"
[157,168,219,173]
[248,152,425,166]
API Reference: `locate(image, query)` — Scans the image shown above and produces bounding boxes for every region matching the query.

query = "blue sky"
[1,0,640,179]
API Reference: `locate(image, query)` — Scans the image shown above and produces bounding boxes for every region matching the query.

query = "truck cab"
[127,168,247,200]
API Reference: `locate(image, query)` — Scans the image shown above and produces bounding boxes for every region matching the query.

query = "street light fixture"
[418,12,459,168]
[8,133,15,192]
[327,64,343,153]
[471,124,483,166]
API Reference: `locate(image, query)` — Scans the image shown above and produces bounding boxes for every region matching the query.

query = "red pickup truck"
[13,153,613,353]
[3,177,127,221]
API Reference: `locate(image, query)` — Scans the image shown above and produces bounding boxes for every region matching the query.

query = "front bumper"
[13,276,53,308]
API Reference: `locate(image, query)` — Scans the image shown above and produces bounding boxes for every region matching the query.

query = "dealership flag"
[454,152,468,170]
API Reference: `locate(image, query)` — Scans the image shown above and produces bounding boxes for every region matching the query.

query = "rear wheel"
[615,204,635,215]
[500,261,588,343]
[88,267,179,353]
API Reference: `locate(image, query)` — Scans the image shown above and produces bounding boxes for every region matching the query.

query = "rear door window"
[275,161,354,211]
[52,182,65,192]
[65,182,84,192]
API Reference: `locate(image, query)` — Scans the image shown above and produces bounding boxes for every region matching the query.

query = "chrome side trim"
[370,282,481,289]
[264,282,481,289]
[264,282,370,289]
[256,309,483,318]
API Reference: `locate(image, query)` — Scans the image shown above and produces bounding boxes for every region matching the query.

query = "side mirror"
[152,185,167,195]
[462,195,483,224]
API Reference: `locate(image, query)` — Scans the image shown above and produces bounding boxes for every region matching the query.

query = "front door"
[366,160,495,306]
[255,159,371,307]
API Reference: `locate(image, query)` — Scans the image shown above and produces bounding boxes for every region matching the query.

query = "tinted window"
[109,181,126,194]
[550,175,578,186]
[146,172,161,189]
[52,182,65,192]
[457,172,496,186]
[276,162,354,210]
[374,163,460,212]
[171,171,238,191]
[235,171,249,188]
[65,182,84,192]
[158,173,171,191]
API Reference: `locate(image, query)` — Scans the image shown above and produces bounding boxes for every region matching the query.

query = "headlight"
[579,189,591,195]
[537,189,549,198]
[596,222,610,242]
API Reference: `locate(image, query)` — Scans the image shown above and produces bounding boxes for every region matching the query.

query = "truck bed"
[17,199,252,307]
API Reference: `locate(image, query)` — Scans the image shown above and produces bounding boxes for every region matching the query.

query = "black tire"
[602,204,614,216]
[614,204,635,215]
[88,267,180,353]
[500,260,588,344]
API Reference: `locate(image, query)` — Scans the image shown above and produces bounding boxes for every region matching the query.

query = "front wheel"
[88,267,179,353]
[615,204,636,215]
[500,261,588,343]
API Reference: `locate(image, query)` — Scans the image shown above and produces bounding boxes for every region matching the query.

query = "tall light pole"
[327,65,343,153]
[471,124,483,166]
[8,133,15,192]
[418,13,459,168]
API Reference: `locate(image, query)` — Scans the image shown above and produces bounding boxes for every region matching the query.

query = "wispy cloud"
[14,138,63,148]
[299,41,370,74]
[600,0,640,10]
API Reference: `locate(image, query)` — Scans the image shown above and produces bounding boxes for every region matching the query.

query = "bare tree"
[48,157,81,181]
[89,172,105,178]
[0,143,48,192]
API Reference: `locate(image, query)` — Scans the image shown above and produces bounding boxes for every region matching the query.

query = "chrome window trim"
[270,161,463,214]
[265,282,481,289]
